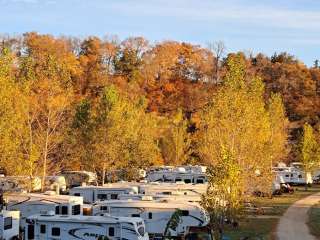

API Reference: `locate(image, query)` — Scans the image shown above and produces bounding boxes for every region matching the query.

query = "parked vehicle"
[139,182,207,196]
[146,166,207,184]
[93,199,210,238]
[45,176,67,193]
[0,210,20,240]
[183,226,214,240]
[59,171,97,188]
[25,212,149,240]
[118,193,201,202]
[5,193,83,229]
[69,185,138,203]
[0,176,42,192]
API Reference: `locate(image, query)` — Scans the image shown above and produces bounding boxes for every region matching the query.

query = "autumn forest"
[0,32,319,184]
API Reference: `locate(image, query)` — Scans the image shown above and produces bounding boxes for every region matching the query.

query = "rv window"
[108,227,115,237]
[148,212,153,219]
[61,206,68,215]
[97,194,108,200]
[4,217,12,230]
[184,179,192,184]
[52,227,60,236]
[138,226,145,236]
[40,225,46,234]
[163,192,172,195]
[110,194,118,200]
[73,193,81,196]
[56,206,60,215]
[101,206,108,211]
[181,210,189,216]
[72,205,81,215]
[132,214,140,217]
[28,224,35,240]
[196,179,204,184]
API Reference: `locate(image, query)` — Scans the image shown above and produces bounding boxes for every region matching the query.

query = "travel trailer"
[146,166,207,184]
[0,210,20,240]
[58,171,97,188]
[118,193,201,202]
[93,199,210,238]
[139,182,207,196]
[25,213,149,240]
[5,193,83,228]
[0,176,42,192]
[272,167,312,185]
[69,185,139,203]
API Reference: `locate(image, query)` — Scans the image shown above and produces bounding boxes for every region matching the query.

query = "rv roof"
[6,193,83,204]
[95,199,201,210]
[72,185,135,190]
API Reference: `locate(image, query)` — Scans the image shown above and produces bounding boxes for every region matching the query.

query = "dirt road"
[276,192,320,240]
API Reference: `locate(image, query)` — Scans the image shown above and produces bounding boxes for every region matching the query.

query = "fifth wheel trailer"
[25,213,149,240]
[5,193,83,229]
[93,199,210,238]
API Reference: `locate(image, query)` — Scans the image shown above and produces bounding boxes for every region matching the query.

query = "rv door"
[27,224,35,240]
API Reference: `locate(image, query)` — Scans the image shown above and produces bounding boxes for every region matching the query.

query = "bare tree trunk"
[207,41,225,84]
[102,163,106,186]
[41,115,50,192]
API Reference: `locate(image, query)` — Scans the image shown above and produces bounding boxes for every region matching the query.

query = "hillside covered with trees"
[0,33,319,182]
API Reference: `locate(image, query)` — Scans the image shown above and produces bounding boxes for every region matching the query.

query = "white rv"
[0,210,20,240]
[70,185,139,203]
[59,171,97,188]
[139,182,207,196]
[118,193,201,203]
[273,167,312,185]
[25,213,149,240]
[0,176,42,192]
[5,193,83,229]
[146,166,207,184]
[45,176,67,193]
[93,199,210,238]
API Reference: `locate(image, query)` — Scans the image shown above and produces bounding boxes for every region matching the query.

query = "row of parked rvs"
[5,162,317,240]
[0,178,212,240]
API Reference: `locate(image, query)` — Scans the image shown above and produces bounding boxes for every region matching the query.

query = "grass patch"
[308,203,320,239]
[223,186,320,240]
[224,218,276,240]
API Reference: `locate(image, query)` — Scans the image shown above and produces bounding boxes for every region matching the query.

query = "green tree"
[300,123,319,177]
[201,147,243,240]
[199,55,287,235]
[91,85,160,184]
[159,109,191,165]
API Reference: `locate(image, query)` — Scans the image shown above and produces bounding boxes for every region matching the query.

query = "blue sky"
[1,0,319,66]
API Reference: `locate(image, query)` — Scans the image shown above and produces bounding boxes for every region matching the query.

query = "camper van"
[25,213,149,240]
[70,185,139,203]
[5,193,83,229]
[93,199,210,238]
[0,210,20,240]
